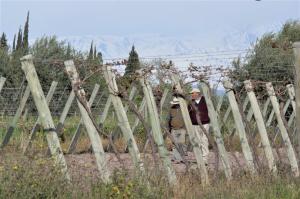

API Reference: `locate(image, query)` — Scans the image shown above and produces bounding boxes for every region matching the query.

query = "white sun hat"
[170,97,180,105]
[190,88,201,94]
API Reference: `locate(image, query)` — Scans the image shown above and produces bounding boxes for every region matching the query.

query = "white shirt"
[195,96,202,104]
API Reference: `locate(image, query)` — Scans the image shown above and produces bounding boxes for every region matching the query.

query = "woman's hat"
[190,88,201,94]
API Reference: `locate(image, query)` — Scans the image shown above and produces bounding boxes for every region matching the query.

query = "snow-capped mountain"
[57,23,281,68]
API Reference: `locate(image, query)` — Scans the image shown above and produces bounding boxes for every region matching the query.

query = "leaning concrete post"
[55,90,75,135]
[171,73,208,184]
[124,86,137,112]
[223,79,256,175]
[1,85,30,148]
[22,81,58,154]
[160,88,169,114]
[244,80,277,174]
[98,85,135,127]
[216,95,224,113]
[131,97,146,133]
[293,42,300,149]
[287,84,296,128]
[266,82,299,177]
[201,82,232,180]
[223,106,232,124]
[20,55,70,180]
[102,65,144,172]
[0,77,6,94]
[64,60,110,183]
[132,88,169,134]
[99,96,112,125]
[262,98,271,118]
[139,71,177,185]
[67,84,100,154]
[287,84,296,112]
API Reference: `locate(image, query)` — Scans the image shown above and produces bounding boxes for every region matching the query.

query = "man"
[168,97,186,162]
[188,88,210,165]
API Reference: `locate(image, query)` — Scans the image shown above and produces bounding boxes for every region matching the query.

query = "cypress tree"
[16,28,23,50]
[93,46,97,60]
[66,43,71,58]
[12,34,16,51]
[124,45,140,76]
[0,32,8,50]
[97,52,103,65]
[23,11,30,53]
[88,41,93,60]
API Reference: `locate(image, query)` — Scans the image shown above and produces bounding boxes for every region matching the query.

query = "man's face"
[191,92,201,100]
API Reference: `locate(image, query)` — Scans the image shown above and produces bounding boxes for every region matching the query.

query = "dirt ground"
[66,148,292,181]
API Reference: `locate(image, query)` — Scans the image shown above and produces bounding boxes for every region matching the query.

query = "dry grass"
[1,116,300,198]
[1,149,300,199]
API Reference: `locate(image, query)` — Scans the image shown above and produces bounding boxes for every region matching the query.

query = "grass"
[1,150,300,199]
[1,115,300,198]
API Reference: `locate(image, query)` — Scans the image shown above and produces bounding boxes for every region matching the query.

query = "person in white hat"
[168,97,186,162]
[188,88,210,165]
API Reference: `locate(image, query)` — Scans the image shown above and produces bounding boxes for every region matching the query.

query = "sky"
[1,0,299,42]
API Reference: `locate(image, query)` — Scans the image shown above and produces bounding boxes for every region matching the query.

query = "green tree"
[66,43,72,59]
[0,47,10,77]
[98,52,103,65]
[0,33,8,51]
[229,20,300,93]
[12,34,16,52]
[23,11,30,54]
[93,46,97,60]
[30,36,78,88]
[16,28,23,51]
[124,45,140,76]
[88,41,93,60]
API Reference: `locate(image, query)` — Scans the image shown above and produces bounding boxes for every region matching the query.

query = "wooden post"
[271,99,292,143]
[287,84,296,112]
[136,88,171,152]
[282,100,291,116]
[0,77,6,93]
[65,60,110,183]
[293,42,300,149]
[244,80,277,174]
[102,65,144,172]
[223,106,232,123]
[1,85,30,148]
[246,97,271,122]
[131,97,146,133]
[266,109,276,127]
[22,81,58,154]
[171,73,208,184]
[266,82,299,177]
[216,95,224,113]
[22,108,29,121]
[160,88,169,114]
[140,73,177,184]
[124,86,137,112]
[246,106,254,122]
[98,85,136,127]
[67,84,100,154]
[262,98,271,118]
[99,96,112,125]
[201,82,232,180]
[55,90,75,134]
[223,79,256,174]
[287,84,296,128]
[20,55,70,180]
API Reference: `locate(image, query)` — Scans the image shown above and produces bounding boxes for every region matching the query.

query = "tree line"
[0,12,141,91]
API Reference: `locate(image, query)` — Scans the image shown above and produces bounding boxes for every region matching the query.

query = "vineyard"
[0,41,300,198]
